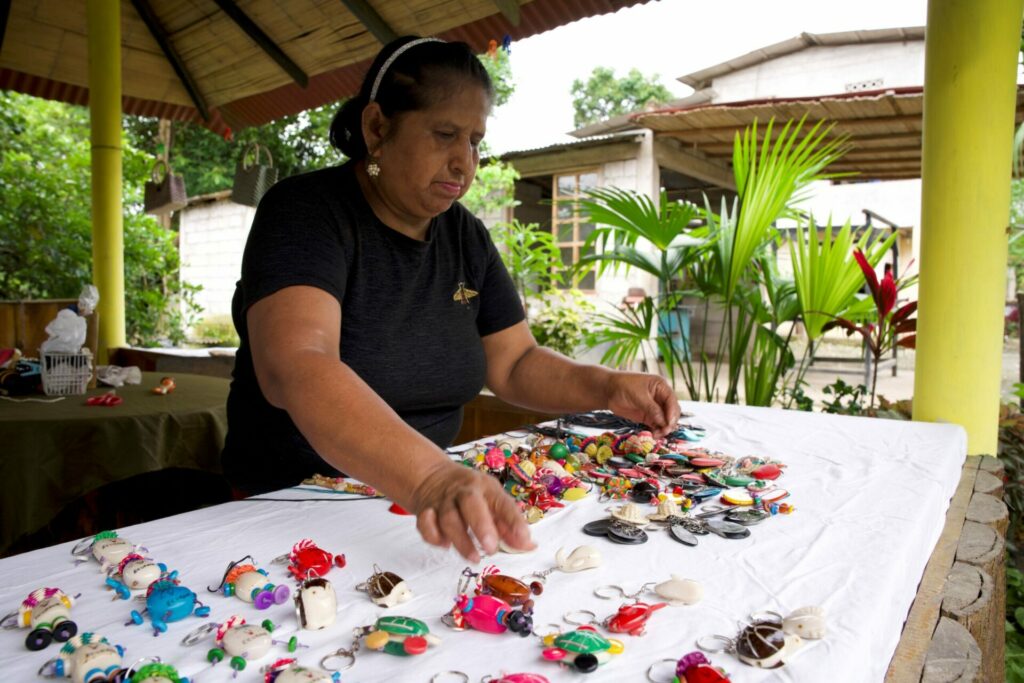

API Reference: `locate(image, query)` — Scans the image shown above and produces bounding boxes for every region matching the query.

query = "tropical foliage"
[570,66,674,128]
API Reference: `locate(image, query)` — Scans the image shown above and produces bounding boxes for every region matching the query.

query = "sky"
[484,0,930,154]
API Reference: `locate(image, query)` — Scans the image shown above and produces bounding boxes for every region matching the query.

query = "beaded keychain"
[1,587,79,650]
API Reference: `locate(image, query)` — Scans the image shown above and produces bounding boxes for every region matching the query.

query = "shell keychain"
[126,577,211,635]
[36,632,126,683]
[647,652,731,683]
[209,555,290,610]
[1,587,79,650]
[355,565,413,608]
[182,615,304,678]
[105,554,174,600]
[595,576,703,608]
[696,614,803,669]
[320,617,442,671]
[71,530,143,571]
[262,658,339,682]
[522,546,601,586]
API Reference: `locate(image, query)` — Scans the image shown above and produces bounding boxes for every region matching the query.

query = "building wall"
[708,42,926,103]
[179,200,255,321]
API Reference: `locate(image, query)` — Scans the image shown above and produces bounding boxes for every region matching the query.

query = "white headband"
[369,37,444,102]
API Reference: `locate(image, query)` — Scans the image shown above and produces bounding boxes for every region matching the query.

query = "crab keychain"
[262,658,339,682]
[646,652,731,683]
[105,554,174,600]
[182,615,304,677]
[697,615,803,669]
[71,530,143,571]
[209,555,290,609]
[274,539,346,582]
[355,564,413,607]
[126,577,211,635]
[37,632,126,683]
[1,587,79,650]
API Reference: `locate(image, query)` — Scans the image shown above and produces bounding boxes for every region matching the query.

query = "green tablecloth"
[0,372,229,553]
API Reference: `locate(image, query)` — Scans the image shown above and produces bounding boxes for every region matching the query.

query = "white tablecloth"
[0,402,966,682]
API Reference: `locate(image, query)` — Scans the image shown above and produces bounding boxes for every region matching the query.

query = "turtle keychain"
[539,623,625,673]
[696,615,803,669]
[355,564,413,608]
[320,617,442,670]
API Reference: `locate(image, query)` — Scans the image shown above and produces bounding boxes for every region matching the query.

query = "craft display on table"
[539,625,625,673]
[355,565,413,608]
[126,577,211,635]
[37,632,126,682]
[209,555,290,609]
[1,587,79,650]
[647,651,731,683]
[182,615,303,676]
[262,658,338,682]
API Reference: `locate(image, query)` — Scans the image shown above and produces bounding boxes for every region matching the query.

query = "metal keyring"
[440,612,465,631]
[646,658,678,683]
[531,623,563,640]
[594,585,627,600]
[320,648,356,672]
[563,609,598,626]
[180,622,217,646]
[696,634,735,653]
[70,537,95,556]
[0,611,19,629]
[37,659,59,678]
[750,610,784,624]
[123,656,162,677]
[430,671,469,683]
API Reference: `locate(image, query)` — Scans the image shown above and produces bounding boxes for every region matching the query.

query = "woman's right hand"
[410,461,535,562]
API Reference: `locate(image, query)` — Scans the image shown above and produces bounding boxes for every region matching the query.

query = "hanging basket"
[143,159,188,215]
[231,142,279,207]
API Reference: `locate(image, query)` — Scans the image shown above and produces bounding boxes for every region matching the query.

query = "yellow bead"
[564,463,575,474]
[563,487,587,501]
[608,639,625,655]
[365,630,390,650]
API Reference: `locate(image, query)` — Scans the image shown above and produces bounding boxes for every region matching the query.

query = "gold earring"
[366,158,381,178]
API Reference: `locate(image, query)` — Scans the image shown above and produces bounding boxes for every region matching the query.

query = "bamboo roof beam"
[213,0,309,88]
[338,0,398,45]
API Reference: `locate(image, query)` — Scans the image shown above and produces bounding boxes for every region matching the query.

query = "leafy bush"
[529,289,594,358]
[0,92,201,346]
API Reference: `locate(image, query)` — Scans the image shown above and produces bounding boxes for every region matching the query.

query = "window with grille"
[552,170,599,291]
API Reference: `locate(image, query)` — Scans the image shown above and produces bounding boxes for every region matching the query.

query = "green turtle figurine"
[541,625,623,673]
[362,616,441,657]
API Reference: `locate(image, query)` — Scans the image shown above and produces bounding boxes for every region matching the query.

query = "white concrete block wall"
[709,42,926,102]
[179,200,256,320]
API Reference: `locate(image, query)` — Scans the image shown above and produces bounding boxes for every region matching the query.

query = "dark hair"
[329,36,494,160]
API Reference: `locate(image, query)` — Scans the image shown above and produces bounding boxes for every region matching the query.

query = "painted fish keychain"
[564,600,667,638]
[443,567,534,637]
[1,587,79,650]
[209,555,290,609]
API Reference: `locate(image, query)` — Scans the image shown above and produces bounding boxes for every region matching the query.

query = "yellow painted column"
[87,0,125,360]
[913,0,1023,453]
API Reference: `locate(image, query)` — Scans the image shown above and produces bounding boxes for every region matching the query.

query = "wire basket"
[40,349,93,396]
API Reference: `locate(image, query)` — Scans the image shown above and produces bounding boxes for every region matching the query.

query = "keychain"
[273,539,346,582]
[539,624,624,673]
[122,659,192,683]
[464,566,543,608]
[595,576,703,607]
[293,577,338,631]
[696,614,802,669]
[262,658,338,682]
[36,632,126,683]
[1,587,79,650]
[481,673,551,683]
[71,530,143,571]
[647,651,731,683]
[522,546,601,586]
[564,600,667,638]
[126,577,210,635]
[182,615,303,677]
[320,617,441,670]
[209,555,290,609]
[355,565,413,608]
[105,554,174,600]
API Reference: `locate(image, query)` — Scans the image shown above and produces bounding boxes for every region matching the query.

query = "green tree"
[0,91,200,345]
[570,66,674,129]
[480,45,515,107]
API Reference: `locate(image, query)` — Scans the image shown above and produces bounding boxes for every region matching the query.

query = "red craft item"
[752,464,782,480]
[86,392,123,407]
[685,664,732,682]
[689,458,724,468]
[388,502,412,515]
[605,601,667,636]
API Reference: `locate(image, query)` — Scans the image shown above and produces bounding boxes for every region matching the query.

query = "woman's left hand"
[605,371,681,438]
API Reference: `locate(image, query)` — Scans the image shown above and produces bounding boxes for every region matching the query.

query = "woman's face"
[369,82,490,234]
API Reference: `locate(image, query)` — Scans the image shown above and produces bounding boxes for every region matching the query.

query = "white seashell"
[783,605,826,639]
[654,575,703,606]
[555,546,601,573]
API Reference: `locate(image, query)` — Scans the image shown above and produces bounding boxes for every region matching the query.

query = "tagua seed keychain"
[1,587,79,650]
[209,555,290,609]
[443,566,534,637]
[594,576,703,608]
[182,615,305,677]
[262,657,339,683]
[521,546,602,586]
[647,651,731,683]
[272,539,346,582]
[320,617,442,672]
[71,530,143,571]
[695,609,820,670]
[355,564,413,608]
[563,600,667,638]
[36,632,126,683]
[105,554,175,600]
[539,624,625,673]
[125,576,211,636]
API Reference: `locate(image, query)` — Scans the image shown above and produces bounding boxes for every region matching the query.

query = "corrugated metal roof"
[0,0,651,137]
[679,26,926,90]
[634,86,1024,181]
[495,130,645,159]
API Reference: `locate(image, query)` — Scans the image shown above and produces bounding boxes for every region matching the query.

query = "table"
[0,402,965,682]
[0,371,229,554]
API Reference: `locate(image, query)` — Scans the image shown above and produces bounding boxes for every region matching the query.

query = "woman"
[223,36,680,562]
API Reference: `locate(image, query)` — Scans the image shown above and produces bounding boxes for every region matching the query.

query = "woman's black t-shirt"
[222,162,525,494]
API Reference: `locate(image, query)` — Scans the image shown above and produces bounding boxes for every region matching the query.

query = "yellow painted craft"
[562,487,588,501]
[721,488,754,506]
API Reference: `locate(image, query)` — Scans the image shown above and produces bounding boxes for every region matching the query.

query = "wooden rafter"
[130,0,210,121]
[212,0,309,88]
[338,0,398,45]
[489,0,520,25]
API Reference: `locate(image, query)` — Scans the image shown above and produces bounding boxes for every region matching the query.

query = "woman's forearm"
[493,346,615,414]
